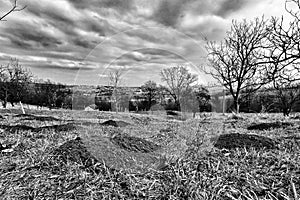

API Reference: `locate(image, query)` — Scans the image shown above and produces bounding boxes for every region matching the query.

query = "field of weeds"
[0,109,299,199]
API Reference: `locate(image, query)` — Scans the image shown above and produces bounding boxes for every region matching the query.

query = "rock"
[214,133,276,150]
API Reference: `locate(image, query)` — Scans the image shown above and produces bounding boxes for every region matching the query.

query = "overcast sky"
[0,0,290,86]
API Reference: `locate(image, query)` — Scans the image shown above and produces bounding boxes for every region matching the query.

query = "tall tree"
[160,65,198,111]
[0,0,26,21]
[205,17,270,113]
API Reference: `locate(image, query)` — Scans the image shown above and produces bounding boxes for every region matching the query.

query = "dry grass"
[0,109,299,199]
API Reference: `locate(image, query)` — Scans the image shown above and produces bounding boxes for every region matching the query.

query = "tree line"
[0,59,72,109]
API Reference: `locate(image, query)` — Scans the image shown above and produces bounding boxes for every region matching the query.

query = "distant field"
[0,109,299,199]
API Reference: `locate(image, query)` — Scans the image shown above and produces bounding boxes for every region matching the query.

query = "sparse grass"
[0,109,299,199]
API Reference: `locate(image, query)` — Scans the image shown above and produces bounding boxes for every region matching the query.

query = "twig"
[0,0,27,21]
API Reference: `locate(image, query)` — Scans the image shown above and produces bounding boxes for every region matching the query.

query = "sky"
[0,0,291,86]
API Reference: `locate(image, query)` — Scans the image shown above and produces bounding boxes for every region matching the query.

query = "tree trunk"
[234,97,240,113]
[2,101,7,108]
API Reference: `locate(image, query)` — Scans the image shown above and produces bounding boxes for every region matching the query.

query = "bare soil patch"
[214,133,276,150]
[247,122,292,130]
[110,134,161,153]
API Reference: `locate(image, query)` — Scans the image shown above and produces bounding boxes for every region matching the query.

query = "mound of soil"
[51,137,99,169]
[110,134,161,153]
[15,114,61,121]
[166,110,178,116]
[0,123,76,133]
[214,133,276,150]
[0,124,35,132]
[101,120,130,127]
[247,122,292,130]
[35,123,76,132]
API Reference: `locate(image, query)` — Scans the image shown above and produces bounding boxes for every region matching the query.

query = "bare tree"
[109,68,124,112]
[0,0,26,21]
[205,17,270,113]
[264,5,300,115]
[160,65,198,111]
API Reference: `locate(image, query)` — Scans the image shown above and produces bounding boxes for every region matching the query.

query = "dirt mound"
[166,110,178,116]
[101,120,130,127]
[110,134,161,153]
[214,133,276,150]
[36,123,76,132]
[15,114,61,121]
[0,123,76,132]
[51,137,98,168]
[247,122,292,130]
[0,124,35,132]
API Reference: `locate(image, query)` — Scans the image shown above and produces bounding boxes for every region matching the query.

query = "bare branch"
[0,0,26,21]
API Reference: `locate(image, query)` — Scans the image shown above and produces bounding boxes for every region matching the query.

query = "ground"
[0,108,299,199]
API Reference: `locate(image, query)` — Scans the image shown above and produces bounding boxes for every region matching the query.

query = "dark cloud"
[26,3,75,26]
[217,0,248,17]
[153,0,190,27]
[68,0,134,12]
[72,37,96,49]
[30,63,94,71]
[152,0,253,27]
[126,31,165,44]
[3,23,62,49]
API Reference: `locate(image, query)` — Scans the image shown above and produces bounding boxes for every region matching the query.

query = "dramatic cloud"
[0,0,289,85]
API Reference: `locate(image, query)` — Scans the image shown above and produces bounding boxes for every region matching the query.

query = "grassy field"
[0,108,299,199]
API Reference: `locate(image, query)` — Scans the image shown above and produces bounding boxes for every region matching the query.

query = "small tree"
[0,0,26,21]
[109,68,124,113]
[0,59,32,108]
[160,65,198,111]
[194,85,211,112]
[141,80,159,110]
[205,18,270,113]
